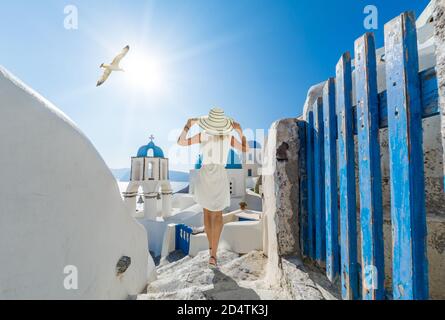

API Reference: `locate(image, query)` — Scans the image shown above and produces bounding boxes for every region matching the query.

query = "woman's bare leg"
[203,209,212,254]
[210,211,224,261]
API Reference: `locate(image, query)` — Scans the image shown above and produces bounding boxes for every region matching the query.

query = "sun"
[123,52,167,94]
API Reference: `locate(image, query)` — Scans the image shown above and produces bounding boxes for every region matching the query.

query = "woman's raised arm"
[231,122,250,153]
[177,118,201,146]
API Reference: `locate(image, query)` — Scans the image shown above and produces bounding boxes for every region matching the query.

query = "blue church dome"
[137,140,165,158]
[194,149,242,170]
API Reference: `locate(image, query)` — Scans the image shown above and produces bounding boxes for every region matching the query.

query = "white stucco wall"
[227,169,246,198]
[0,66,154,300]
[138,204,203,257]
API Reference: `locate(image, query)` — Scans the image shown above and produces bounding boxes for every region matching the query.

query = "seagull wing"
[97,69,112,87]
[111,45,130,66]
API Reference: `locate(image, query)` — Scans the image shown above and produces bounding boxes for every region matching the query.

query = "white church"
[123,136,173,220]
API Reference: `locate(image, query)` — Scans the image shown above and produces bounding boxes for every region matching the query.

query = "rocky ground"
[138,250,339,300]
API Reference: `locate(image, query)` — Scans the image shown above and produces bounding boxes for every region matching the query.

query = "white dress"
[194,132,232,212]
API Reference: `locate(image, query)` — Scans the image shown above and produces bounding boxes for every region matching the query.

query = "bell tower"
[123,135,173,220]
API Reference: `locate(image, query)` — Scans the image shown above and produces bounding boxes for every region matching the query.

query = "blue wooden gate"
[299,11,439,300]
[176,224,193,255]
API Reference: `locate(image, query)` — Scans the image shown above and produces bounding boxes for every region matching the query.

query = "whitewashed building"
[244,140,262,189]
[0,66,155,300]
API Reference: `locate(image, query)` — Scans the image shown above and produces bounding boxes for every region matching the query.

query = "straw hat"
[198,107,234,135]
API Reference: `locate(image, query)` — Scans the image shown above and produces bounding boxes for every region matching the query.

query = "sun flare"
[123,52,167,94]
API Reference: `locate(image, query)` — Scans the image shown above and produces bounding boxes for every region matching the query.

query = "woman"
[177,108,249,267]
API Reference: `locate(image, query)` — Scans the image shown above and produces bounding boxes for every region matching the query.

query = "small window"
[248,169,253,177]
[147,163,153,180]
[131,159,144,181]
[132,167,141,181]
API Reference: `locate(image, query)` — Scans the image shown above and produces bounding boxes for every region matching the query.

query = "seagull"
[96,45,130,87]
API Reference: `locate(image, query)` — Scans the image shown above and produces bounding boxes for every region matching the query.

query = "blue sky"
[0,0,430,171]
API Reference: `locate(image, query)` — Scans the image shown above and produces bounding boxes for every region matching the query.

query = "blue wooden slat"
[176,224,193,255]
[298,121,310,256]
[313,97,326,263]
[374,68,439,130]
[175,224,181,251]
[419,68,440,118]
[306,111,316,259]
[384,12,429,300]
[323,78,339,281]
[354,33,385,300]
[337,67,438,136]
[336,52,359,300]
[304,66,439,140]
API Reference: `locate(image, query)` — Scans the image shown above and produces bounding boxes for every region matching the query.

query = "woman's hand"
[232,121,242,132]
[186,118,199,129]
[178,118,201,147]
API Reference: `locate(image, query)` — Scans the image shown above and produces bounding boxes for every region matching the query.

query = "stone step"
[139,250,291,300]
